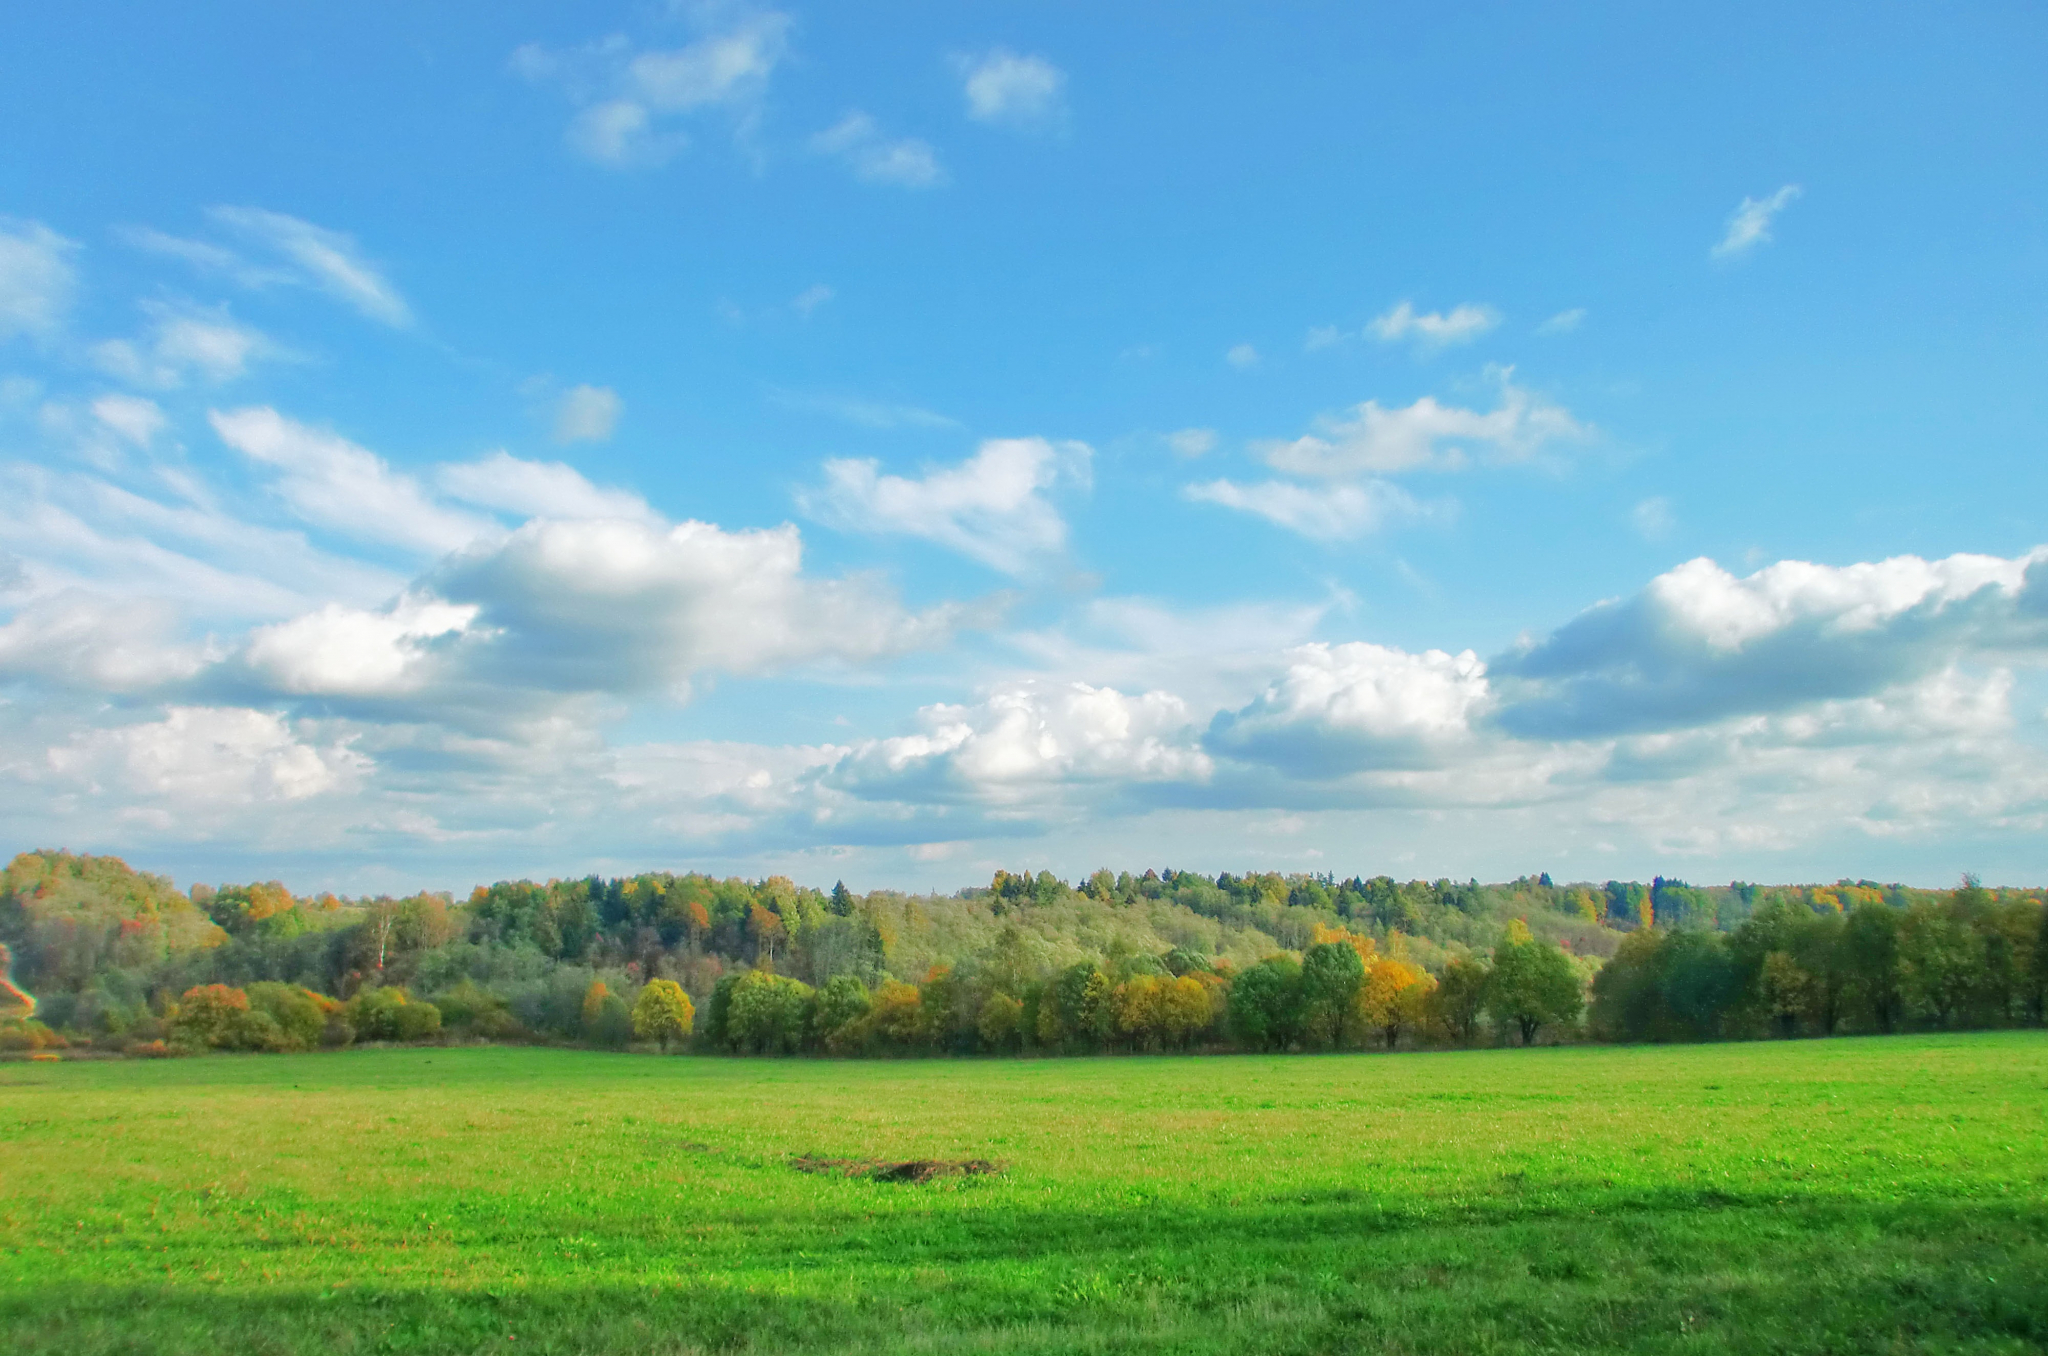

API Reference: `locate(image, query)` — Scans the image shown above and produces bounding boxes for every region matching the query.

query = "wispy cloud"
[208,207,412,326]
[1367,300,1500,349]
[210,406,496,555]
[770,388,960,431]
[802,438,1090,575]
[1712,184,1801,259]
[0,219,79,342]
[1631,496,1675,541]
[1536,308,1586,336]
[1184,478,1428,542]
[810,113,943,187]
[1258,368,1587,477]
[955,49,1066,130]
[1165,428,1216,458]
[1225,343,1259,369]
[511,12,792,169]
[93,301,280,388]
[553,384,621,443]
[791,284,834,317]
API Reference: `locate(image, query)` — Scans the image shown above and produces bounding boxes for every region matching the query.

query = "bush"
[392,1000,442,1042]
[127,1039,175,1058]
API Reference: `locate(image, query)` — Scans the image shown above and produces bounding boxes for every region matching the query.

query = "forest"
[2,849,2043,1059]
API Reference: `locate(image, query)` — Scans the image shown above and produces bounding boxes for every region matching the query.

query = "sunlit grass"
[4,1033,2046,1353]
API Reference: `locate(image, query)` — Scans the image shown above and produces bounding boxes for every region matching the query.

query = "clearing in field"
[4,1033,2046,1354]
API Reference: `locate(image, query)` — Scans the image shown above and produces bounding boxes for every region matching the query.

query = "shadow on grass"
[8,1196,2048,1355]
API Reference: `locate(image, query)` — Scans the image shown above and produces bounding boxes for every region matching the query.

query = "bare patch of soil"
[791,1154,1002,1184]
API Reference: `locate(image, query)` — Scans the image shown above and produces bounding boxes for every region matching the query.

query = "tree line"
[1,850,2041,1059]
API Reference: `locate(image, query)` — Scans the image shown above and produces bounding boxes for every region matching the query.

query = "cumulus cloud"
[825,681,1210,807]
[1712,184,1801,259]
[1491,549,2047,738]
[419,517,972,700]
[1367,301,1500,349]
[208,207,412,326]
[956,49,1066,129]
[0,219,78,341]
[94,301,277,388]
[1258,369,1587,477]
[0,590,210,692]
[437,450,656,524]
[243,595,478,697]
[1183,478,1427,541]
[1207,643,1490,776]
[802,437,1089,575]
[45,705,362,807]
[810,113,942,187]
[553,384,621,443]
[210,407,496,555]
[515,14,791,168]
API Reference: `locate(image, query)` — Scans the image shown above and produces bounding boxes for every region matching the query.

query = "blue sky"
[3,2,2046,894]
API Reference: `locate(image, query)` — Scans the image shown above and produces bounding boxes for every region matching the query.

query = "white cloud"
[1536,308,1586,336]
[0,590,210,692]
[826,681,1210,807]
[93,302,276,388]
[46,706,362,806]
[1492,549,2048,738]
[1207,642,1490,775]
[1367,301,1501,349]
[243,595,478,697]
[802,437,1089,575]
[437,450,656,524]
[553,384,621,443]
[1165,427,1216,458]
[1304,324,1345,352]
[1631,496,1675,540]
[1712,184,1801,259]
[1183,479,1427,542]
[0,219,78,342]
[1225,343,1259,369]
[515,14,792,169]
[956,50,1066,129]
[210,407,496,555]
[1258,369,1587,477]
[91,394,165,447]
[421,516,973,699]
[810,113,943,187]
[209,207,411,326]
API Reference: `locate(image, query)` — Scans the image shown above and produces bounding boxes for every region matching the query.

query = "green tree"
[1298,942,1364,1049]
[1842,903,1902,1031]
[1426,957,1491,1045]
[1899,898,1984,1028]
[630,978,694,1051]
[1228,956,1302,1050]
[1487,934,1583,1046]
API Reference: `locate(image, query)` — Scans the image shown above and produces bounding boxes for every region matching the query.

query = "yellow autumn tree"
[631,978,694,1051]
[1354,957,1434,1049]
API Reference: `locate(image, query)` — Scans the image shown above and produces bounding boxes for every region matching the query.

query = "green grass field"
[4,1034,2046,1354]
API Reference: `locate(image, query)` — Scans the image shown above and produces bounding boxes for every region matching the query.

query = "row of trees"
[4,851,2043,1060]
[1593,880,2047,1040]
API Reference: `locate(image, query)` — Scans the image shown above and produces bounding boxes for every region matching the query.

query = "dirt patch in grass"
[791,1154,1002,1184]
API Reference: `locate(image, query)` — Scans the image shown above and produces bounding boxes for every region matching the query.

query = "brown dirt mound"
[791,1154,1002,1184]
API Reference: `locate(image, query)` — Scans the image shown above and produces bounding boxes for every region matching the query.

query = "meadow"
[4,1034,2046,1354]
